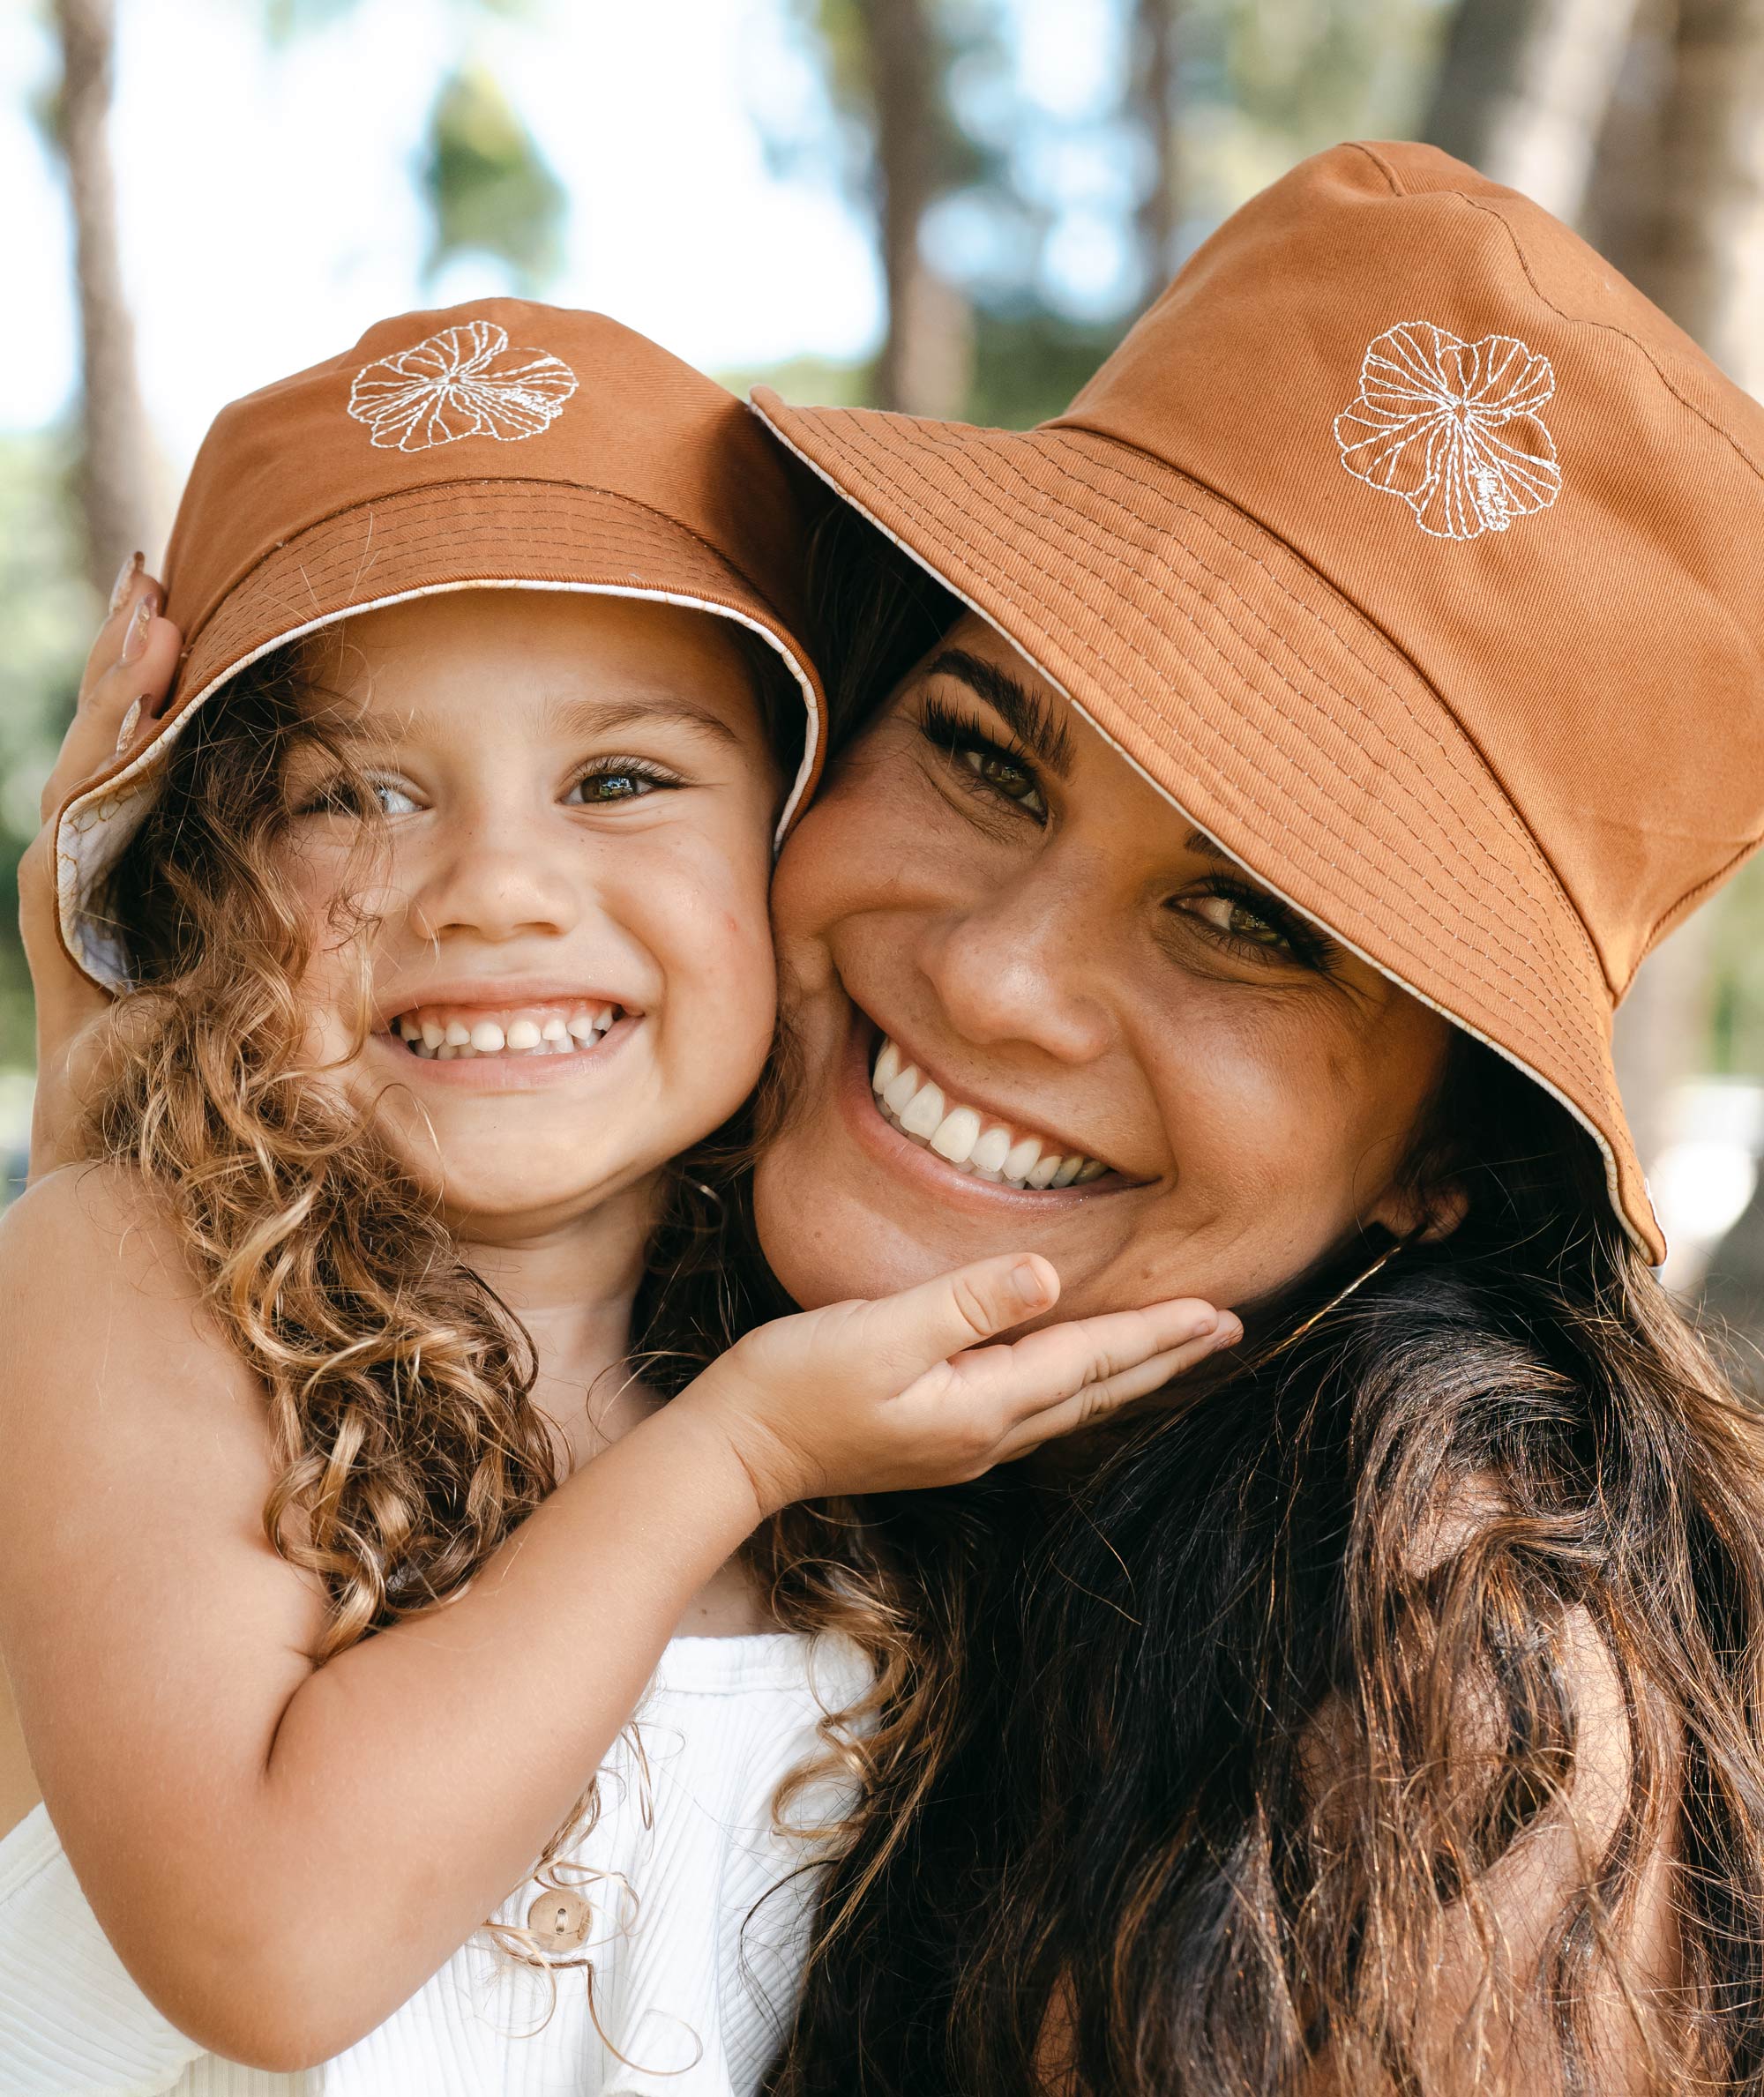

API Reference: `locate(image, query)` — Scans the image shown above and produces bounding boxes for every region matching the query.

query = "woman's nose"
[916,854,1113,1062]
[406,814,582,945]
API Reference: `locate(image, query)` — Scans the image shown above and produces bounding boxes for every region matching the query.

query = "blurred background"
[5,0,1764,1344]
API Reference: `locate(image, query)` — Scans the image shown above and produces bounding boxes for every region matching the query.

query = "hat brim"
[751,390,1659,1261]
[56,477,826,989]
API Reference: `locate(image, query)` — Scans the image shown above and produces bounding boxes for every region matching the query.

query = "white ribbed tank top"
[0,1633,869,2097]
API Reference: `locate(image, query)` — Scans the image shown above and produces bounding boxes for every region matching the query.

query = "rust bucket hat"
[753,140,1764,1263]
[57,297,827,989]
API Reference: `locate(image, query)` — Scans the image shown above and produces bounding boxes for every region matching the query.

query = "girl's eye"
[564,764,670,806]
[295,775,417,819]
[920,698,1048,823]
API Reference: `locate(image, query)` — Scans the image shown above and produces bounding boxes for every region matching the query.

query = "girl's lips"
[367,1011,639,1091]
[836,1006,1128,1213]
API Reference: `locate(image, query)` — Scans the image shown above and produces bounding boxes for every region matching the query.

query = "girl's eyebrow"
[542,692,745,749]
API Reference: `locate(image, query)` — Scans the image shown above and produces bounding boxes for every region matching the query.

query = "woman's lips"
[835,1007,1129,1212]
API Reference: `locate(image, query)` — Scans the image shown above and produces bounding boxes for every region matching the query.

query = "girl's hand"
[677,1253,1241,1515]
[19,554,182,1178]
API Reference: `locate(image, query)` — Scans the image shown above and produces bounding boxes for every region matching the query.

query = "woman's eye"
[1185,890,1299,957]
[956,744,1046,817]
[565,767,661,805]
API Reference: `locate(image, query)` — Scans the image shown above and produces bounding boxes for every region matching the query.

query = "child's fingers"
[952,1296,1228,1424]
[836,1253,1061,1385]
[990,1319,1243,1461]
[41,563,180,822]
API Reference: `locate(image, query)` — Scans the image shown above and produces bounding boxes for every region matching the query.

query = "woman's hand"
[677,1253,1242,1515]
[19,553,182,1178]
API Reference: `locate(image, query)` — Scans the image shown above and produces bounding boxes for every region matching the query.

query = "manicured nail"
[120,594,153,664]
[1013,1257,1052,1308]
[108,550,144,616]
[115,698,144,754]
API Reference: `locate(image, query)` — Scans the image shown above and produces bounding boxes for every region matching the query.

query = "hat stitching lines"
[1036,433,1604,988]
[182,477,796,662]
[1456,192,1764,490]
[1334,320,1562,541]
[845,416,1606,1086]
[757,401,1648,1251]
[827,421,1606,1103]
[348,321,579,451]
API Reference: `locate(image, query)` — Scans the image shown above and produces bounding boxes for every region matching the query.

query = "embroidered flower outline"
[1334,320,1561,541]
[348,321,578,451]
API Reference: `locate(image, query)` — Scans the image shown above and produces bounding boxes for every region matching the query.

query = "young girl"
[0,302,1235,2095]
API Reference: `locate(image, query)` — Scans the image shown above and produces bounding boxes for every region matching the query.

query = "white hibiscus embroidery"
[348,321,578,451]
[1334,320,1561,541]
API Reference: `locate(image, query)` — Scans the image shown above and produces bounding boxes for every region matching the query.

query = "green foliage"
[417,61,567,295]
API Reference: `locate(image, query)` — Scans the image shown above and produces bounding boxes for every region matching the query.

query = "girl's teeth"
[869,1035,1110,1190]
[391,1004,625,1061]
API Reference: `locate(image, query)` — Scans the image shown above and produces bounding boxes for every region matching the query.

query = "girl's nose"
[916,853,1113,1063]
[407,820,582,946]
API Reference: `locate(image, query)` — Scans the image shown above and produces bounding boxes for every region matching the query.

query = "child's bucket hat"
[57,299,827,990]
[752,140,1764,1262]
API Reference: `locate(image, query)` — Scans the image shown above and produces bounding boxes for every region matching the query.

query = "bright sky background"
[2,0,1125,500]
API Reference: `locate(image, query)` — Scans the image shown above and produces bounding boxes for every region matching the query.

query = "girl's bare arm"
[0,1165,1228,2071]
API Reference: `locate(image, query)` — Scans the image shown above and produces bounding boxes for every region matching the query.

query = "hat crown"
[164,297,815,660]
[1054,141,1764,995]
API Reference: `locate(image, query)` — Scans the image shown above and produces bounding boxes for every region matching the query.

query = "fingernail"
[1208,1314,1244,1351]
[1013,1258,1051,1308]
[115,698,144,754]
[108,550,144,616]
[120,595,153,664]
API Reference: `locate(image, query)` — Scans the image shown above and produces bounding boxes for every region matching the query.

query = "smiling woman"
[756,141,1764,2097]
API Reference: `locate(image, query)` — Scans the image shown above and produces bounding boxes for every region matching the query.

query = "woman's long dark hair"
[767,509,1764,2095]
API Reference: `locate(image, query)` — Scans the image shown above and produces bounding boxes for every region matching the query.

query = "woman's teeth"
[871,1036,1110,1190]
[388,1003,623,1060]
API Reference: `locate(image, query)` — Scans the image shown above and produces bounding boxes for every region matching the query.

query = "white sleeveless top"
[0,1634,868,2097]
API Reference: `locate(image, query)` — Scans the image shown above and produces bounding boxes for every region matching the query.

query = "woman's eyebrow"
[925,648,1074,777]
[1185,826,1236,863]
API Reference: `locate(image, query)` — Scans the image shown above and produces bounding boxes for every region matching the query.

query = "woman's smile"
[839,1001,1131,1211]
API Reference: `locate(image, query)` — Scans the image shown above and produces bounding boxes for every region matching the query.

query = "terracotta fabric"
[753,140,1764,1261]
[57,299,827,989]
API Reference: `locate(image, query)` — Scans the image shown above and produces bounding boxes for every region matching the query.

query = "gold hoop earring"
[1254,1239,1406,1369]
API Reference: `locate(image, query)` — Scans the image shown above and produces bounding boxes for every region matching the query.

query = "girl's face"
[283,589,784,1236]
[756,614,1454,1320]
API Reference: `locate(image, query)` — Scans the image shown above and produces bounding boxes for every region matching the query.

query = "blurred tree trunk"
[1608,0,1764,1191]
[865,0,972,416]
[1129,0,1181,296]
[49,0,153,594]
[1424,0,1643,222]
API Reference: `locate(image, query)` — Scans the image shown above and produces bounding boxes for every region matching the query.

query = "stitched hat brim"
[56,477,826,990]
[751,391,1658,1261]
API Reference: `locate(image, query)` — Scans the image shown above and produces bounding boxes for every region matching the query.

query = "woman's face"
[756,614,1454,1320]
